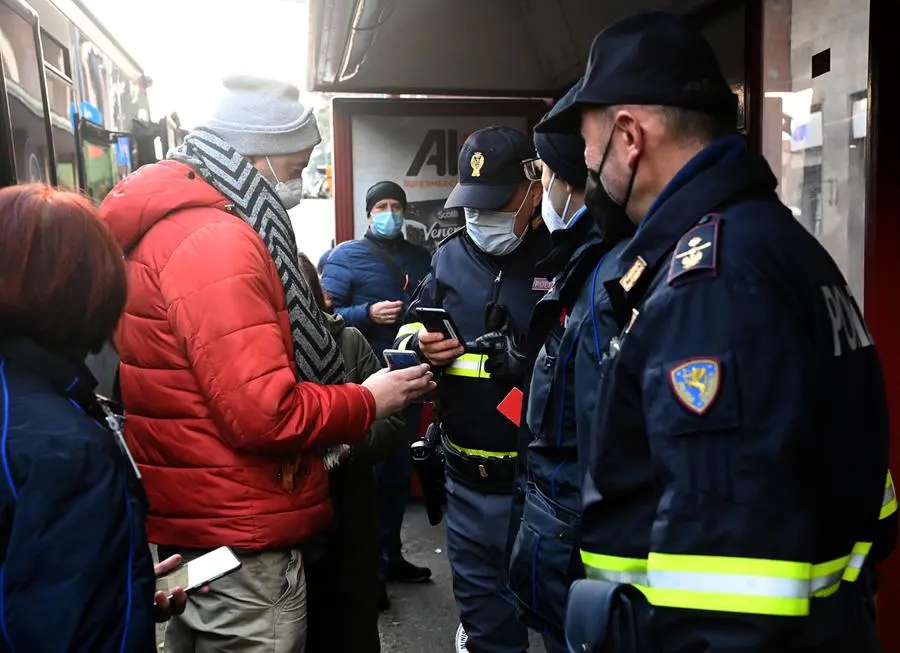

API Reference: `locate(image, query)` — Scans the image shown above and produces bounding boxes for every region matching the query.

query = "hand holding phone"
[415,308,466,366]
[416,307,462,342]
[155,546,242,600]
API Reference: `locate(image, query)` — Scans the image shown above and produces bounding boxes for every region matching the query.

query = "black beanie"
[533,131,588,190]
[365,181,407,214]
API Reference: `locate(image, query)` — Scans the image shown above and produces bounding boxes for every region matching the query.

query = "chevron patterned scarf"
[170,129,345,484]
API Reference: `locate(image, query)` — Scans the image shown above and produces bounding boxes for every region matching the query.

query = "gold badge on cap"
[471,152,485,177]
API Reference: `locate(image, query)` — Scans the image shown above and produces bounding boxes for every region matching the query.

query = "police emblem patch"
[667,215,720,285]
[471,152,485,177]
[669,358,720,415]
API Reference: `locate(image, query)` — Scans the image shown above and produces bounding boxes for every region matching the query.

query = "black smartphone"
[416,307,462,342]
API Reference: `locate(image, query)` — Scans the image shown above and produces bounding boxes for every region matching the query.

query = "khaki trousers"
[164,548,306,653]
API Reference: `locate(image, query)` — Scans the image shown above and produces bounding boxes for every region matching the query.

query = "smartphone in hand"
[155,546,241,598]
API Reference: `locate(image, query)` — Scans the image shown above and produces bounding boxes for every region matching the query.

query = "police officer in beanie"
[535,11,896,653]
[393,126,552,653]
[322,180,432,608]
[505,80,634,653]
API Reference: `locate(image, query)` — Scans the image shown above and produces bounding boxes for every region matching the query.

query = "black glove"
[472,331,527,386]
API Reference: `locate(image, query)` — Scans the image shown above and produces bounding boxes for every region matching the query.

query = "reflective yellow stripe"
[445,438,516,459]
[881,472,897,520]
[397,322,424,337]
[445,353,491,379]
[581,551,648,585]
[580,544,874,617]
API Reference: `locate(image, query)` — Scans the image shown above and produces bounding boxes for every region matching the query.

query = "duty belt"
[442,433,517,493]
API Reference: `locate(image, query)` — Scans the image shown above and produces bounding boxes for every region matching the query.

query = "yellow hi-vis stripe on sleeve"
[881,472,897,520]
[580,543,875,617]
[445,353,491,379]
[395,322,424,351]
[397,322,425,337]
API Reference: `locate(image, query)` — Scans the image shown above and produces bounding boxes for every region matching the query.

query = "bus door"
[0,0,56,188]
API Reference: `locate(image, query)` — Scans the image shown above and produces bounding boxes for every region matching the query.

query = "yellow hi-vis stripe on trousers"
[580,543,873,617]
[882,471,897,520]
[444,353,492,379]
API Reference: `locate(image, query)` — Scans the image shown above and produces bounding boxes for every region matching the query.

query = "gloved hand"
[474,332,527,386]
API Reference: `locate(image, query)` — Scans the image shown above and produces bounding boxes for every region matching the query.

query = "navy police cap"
[536,11,737,134]
[534,79,588,189]
[445,125,534,211]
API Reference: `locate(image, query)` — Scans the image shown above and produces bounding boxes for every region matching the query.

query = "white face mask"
[464,207,524,256]
[266,157,304,210]
[541,173,573,233]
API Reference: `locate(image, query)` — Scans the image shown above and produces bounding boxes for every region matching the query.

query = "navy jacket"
[321,232,430,357]
[395,226,553,462]
[506,209,629,631]
[0,339,156,653]
[579,136,896,652]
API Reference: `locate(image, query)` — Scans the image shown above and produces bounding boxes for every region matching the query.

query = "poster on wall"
[350,114,529,252]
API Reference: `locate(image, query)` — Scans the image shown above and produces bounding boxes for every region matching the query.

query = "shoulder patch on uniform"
[667,214,721,285]
[668,358,721,415]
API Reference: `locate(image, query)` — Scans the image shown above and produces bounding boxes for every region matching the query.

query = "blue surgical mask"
[371,211,404,238]
[464,207,524,256]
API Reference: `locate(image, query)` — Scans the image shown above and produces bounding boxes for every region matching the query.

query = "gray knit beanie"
[201,75,322,157]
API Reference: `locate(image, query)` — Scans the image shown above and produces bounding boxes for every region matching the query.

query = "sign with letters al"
[350,114,529,252]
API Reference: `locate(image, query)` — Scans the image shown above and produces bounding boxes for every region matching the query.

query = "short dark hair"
[0,184,126,354]
[297,252,327,312]
[603,104,737,145]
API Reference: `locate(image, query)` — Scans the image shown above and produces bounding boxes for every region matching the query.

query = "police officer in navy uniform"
[536,11,897,653]
[393,126,552,653]
[505,81,634,653]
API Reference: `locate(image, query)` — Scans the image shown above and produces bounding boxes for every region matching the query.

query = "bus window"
[46,68,76,189]
[43,31,77,191]
[79,119,130,202]
[0,3,51,184]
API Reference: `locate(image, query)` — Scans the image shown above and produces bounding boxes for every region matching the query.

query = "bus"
[0,0,182,201]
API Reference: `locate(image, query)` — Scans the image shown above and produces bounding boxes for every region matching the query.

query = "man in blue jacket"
[322,181,432,607]
[506,82,634,653]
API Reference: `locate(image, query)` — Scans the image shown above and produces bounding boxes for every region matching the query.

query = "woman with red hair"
[0,184,186,652]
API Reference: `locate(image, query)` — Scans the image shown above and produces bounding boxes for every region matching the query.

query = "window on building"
[761,0,871,304]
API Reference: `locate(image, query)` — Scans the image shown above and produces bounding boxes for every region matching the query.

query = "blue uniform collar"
[616,135,776,283]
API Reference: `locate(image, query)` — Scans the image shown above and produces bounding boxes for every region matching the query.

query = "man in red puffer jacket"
[99,75,433,653]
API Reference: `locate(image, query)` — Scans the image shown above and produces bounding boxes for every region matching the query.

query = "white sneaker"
[455,623,469,653]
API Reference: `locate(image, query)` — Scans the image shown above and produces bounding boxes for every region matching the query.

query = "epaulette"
[667,213,721,285]
[436,226,465,249]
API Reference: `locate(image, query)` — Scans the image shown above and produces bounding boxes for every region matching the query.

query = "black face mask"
[585,128,638,244]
